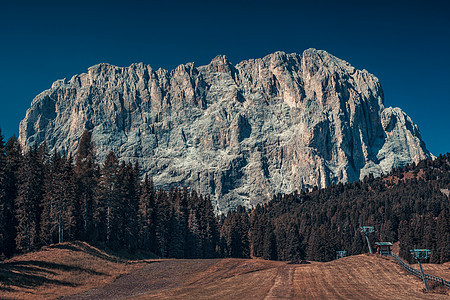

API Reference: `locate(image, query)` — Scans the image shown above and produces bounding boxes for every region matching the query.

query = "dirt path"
[264,266,294,299]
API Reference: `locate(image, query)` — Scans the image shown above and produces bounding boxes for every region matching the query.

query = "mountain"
[18,49,432,213]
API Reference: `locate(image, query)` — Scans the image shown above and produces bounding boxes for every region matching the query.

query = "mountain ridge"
[19,48,432,213]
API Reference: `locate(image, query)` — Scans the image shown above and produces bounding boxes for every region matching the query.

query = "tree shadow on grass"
[0,259,106,290]
[51,241,158,262]
[50,242,123,263]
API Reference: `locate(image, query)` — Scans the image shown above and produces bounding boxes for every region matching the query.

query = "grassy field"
[0,241,149,299]
[1,243,449,299]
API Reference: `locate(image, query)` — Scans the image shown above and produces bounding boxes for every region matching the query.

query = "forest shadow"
[51,242,123,263]
[0,260,83,290]
[51,241,158,262]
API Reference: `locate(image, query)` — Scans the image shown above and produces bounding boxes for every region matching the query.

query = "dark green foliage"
[168,189,187,259]
[219,154,450,262]
[117,162,140,251]
[138,175,156,252]
[154,189,170,257]
[94,152,120,246]
[3,137,219,258]
[198,195,218,258]
[0,129,6,257]
[40,152,75,245]
[435,208,450,263]
[2,136,22,257]
[74,130,97,240]
[262,220,277,260]
[15,144,46,252]
[186,208,201,258]
[219,206,250,258]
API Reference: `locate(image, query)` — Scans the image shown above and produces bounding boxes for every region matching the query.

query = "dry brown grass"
[63,254,449,299]
[62,258,284,300]
[293,254,449,299]
[2,245,449,300]
[0,241,148,300]
[412,261,450,282]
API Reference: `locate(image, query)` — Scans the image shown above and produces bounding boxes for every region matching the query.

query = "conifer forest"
[0,129,449,264]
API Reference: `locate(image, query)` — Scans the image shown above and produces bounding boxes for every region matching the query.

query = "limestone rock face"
[19,49,432,213]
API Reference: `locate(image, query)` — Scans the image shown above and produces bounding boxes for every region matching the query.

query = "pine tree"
[249,211,265,258]
[40,151,76,245]
[74,130,97,241]
[285,223,303,260]
[0,129,6,257]
[168,189,187,258]
[199,195,217,258]
[229,214,244,258]
[436,208,450,264]
[138,175,156,252]
[186,207,201,258]
[15,145,45,252]
[155,189,170,257]
[262,220,277,260]
[219,209,249,258]
[95,151,120,245]
[40,150,62,245]
[118,162,140,251]
[59,154,76,242]
[237,206,250,258]
[3,136,22,257]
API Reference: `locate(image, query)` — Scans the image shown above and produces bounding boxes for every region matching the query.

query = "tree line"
[0,130,218,259]
[219,154,450,264]
[0,128,449,264]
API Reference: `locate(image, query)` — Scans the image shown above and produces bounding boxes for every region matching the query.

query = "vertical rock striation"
[19,49,432,213]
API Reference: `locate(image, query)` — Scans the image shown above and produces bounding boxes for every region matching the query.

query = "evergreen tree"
[3,136,22,257]
[40,150,62,245]
[155,189,170,257]
[262,220,277,260]
[237,207,250,258]
[138,175,156,251]
[219,208,249,258]
[59,154,76,242]
[199,195,217,258]
[0,129,6,257]
[74,130,97,241]
[168,189,187,258]
[138,175,155,251]
[15,145,45,252]
[95,151,120,245]
[435,208,450,264]
[40,152,75,245]
[285,223,303,260]
[186,207,201,258]
[249,210,265,258]
[118,162,140,250]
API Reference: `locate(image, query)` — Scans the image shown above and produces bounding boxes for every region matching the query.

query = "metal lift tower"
[410,249,431,291]
[360,226,375,254]
[336,250,347,259]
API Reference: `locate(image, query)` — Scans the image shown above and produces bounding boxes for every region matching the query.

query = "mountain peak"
[19,50,432,213]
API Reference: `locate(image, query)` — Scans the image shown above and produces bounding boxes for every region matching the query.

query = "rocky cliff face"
[19,49,432,213]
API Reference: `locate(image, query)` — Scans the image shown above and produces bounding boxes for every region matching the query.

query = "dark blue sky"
[1,0,449,155]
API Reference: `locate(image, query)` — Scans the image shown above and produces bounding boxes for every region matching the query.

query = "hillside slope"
[0,242,148,299]
[1,243,448,299]
[64,255,448,299]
